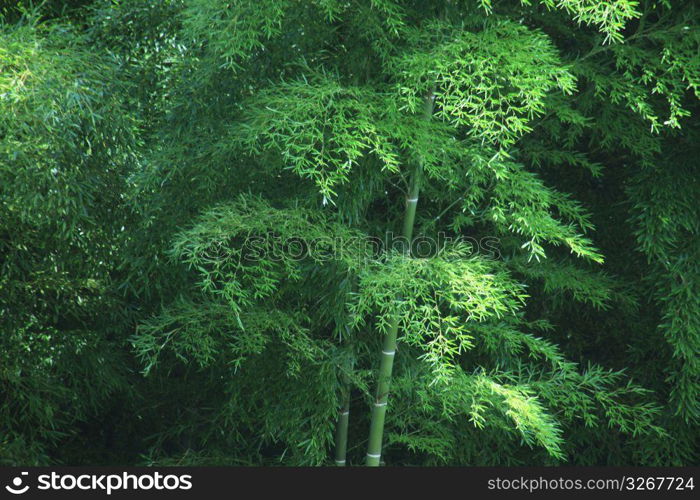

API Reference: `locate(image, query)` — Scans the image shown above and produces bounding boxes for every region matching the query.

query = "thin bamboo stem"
[334,388,351,466]
[365,90,435,466]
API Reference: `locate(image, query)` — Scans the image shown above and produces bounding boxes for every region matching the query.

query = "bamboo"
[365,91,435,466]
[334,386,351,466]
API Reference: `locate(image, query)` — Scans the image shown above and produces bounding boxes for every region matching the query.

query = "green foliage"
[0,13,138,464]
[351,244,527,381]
[628,139,700,423]
[1,0,698,467]
[182,0,291,69]
[232,76,401,199]
[395,19,577,146]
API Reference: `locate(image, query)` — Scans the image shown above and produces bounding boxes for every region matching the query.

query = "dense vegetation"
[1,0,698,466]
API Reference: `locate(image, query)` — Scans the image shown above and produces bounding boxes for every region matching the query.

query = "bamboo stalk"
[365,90,435,466]
[334,385,351,466]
